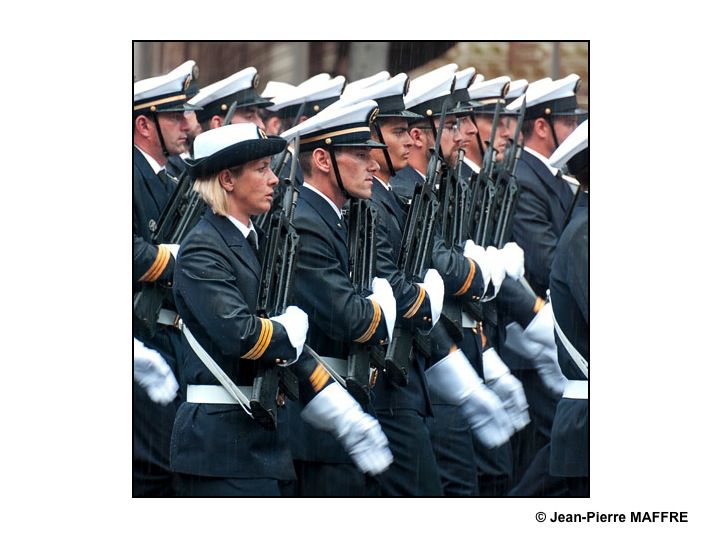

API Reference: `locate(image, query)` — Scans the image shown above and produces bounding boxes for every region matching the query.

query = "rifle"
[252,136,302,429]
[382,100,449,384]
[346,197,383,405]
[133,167,206,340]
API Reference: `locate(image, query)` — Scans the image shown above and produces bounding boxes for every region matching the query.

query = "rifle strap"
[180,322,254,417]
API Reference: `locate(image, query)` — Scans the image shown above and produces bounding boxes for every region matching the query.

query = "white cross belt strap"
[180,322,253,417]
[562,380,588,400]
[187,384,253,405]
[547,293,588,380]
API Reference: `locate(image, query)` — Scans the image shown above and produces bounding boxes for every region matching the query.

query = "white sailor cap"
[506,79,529,101]
[133,60,202,115]
[506,74,586,119]
[282,99,386,152]
[261,81,295,99]
[549,119,588,174]
[343,71,391,97]
[463,75,510,114]
[185,122,286,179]
[297,73,331,89]
[267,75,346,119]
[188,67,273,124]
[448,67,480,116]
[404,63,458,119]
[332,73,421,119]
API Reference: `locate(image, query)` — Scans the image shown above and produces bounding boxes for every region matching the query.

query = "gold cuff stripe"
[133,94,188,111]
[403,286,426,319]
[354,300,381,343]
[533,297,546,314]
[243,319,273,360]
[309,364,331,393]
[300,126,371,145]
[139,245,171,282]
[453,258,476,296]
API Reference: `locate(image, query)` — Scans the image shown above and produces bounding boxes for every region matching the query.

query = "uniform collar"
[303,182,343,219]
[134,145,164,175]
[524,147,558,176]
[226,215,257,240]
[463,155,480,173]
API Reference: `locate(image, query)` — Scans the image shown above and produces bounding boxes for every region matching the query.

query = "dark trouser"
[133,381,179,497]
[428,404,478,496]
[375,408,443,496]
[509,369,560,487]
[291,461,380,497]
[474,438,513,497]
[508,443,570,497]
[177,473,281,496]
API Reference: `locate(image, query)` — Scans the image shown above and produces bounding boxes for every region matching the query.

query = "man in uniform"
[281,99,398,496]
[503,74,586,487]
[330,73,447,495]
[170,122,391,496]
[132,60,201,497]
[393,65,524,495]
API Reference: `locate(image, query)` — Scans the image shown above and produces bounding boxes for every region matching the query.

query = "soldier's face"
[228,156,279,216]
[335,148,380,200]
[552,116,579,147]
[474,114,510,161]
[233,107,266,130]
[157,111,191,155]
[371,118,412,174]
[436,114,462,167]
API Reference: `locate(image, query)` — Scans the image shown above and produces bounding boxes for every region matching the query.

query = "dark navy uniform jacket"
[288,186,389,463]
[371,177,433,416]
[170,208,297,479]
[549,193,588,477]
[511,150,575,296]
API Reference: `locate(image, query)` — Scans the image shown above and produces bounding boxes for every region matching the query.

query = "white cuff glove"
[369,277,396,342]
[463,240,490,297]
[482,347,530,432]
[301,383,393,475]
[499,242,525,281]
[133,338,179,405]
[425,348,514,448]
[161,243,180,260]
[483,246,507,299]
[269,305,308,364]
[504,302,568,397]
[419,268,444,326]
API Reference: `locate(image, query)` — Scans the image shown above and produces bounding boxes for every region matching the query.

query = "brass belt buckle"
[369,367,379,388]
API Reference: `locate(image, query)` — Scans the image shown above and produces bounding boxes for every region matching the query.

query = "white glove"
[161,243,180,259]
[504,302,568,397]
[463,240,506,299]
[463,240,489,296]
[133,338,179,405]
[369,277,396,342]
[425,348,514,448]
[301,383,393,475]
[419,268,444,326]
[482,347,530,432]
[269,305,309,364]
[499,242,525,281]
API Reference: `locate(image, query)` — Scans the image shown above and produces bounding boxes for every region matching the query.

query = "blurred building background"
[133,41,588,108]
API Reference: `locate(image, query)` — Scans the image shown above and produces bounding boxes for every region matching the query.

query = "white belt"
[461,311,478,329]
[157,308,180,327]
[562,380,588,400]
[186,384,254,405]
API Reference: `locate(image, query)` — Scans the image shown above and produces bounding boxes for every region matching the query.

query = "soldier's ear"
[134,115,153,138]
[210,115,225,130]
[408,127,424,147]
[312,148,331,174]
[218,169,235,192]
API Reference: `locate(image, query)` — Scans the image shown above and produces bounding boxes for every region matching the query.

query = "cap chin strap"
[545,114,560,151]
[151,112,170,158]
[328,147,351,199]
[470,112,485,162]
[372,121,395,178]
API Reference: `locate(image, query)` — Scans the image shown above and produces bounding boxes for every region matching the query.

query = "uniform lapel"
[204,209,261,280]
[522,151,573,213]
[300,186,348,246]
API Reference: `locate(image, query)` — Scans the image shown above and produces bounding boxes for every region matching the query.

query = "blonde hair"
[193,164,245,216]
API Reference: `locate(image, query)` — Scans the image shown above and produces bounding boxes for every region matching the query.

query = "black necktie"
[247,229,259,256]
